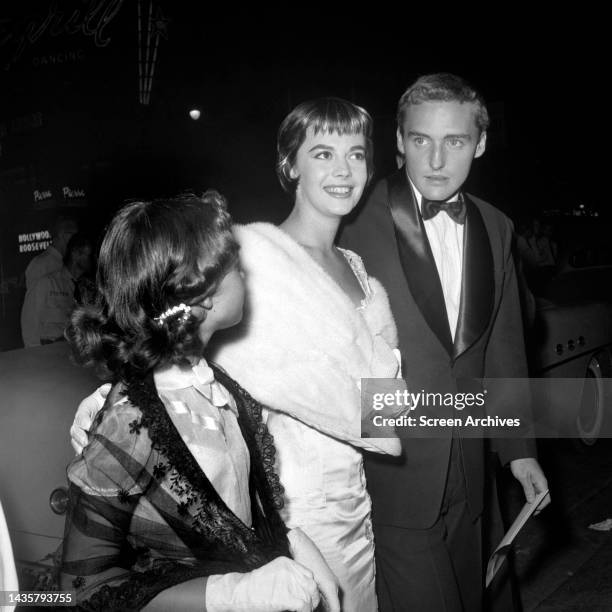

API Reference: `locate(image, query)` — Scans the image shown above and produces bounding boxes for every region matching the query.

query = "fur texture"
[211,223,401,454]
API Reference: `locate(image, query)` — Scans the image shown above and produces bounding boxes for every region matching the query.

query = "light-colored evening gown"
[266,249,380,612]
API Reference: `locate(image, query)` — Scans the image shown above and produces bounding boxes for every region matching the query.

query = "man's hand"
[70,384,110,454]
[287,528,340,612]
[510,457,551,514]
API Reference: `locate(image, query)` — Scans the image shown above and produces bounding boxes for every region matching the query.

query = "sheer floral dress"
[61,361,288,610]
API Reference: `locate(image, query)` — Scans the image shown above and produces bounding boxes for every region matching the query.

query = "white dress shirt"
[409,179,464,341]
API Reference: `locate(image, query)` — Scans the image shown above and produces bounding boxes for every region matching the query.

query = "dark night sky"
[0,1,607,349]
[0,2,607,222]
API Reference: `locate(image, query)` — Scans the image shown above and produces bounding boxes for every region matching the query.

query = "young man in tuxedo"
[341,73,550,611]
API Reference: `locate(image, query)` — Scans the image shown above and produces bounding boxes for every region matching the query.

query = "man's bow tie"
[422,197,466,225]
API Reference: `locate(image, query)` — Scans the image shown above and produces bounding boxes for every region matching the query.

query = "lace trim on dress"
[127,376,256,552]
[75,561,207,611]
[337,247,373,309]
[126,371,286,551]
[210,364,286,514]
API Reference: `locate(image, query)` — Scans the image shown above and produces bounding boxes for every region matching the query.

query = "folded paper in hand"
[485,489,549,588]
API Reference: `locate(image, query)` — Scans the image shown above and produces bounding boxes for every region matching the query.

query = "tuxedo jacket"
[340,170,536,529]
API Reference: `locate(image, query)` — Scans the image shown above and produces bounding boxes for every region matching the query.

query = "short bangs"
[276,97,373,193]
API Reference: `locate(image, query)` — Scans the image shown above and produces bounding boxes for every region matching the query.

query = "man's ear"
[396,128,406,156]
[474,131,487,158]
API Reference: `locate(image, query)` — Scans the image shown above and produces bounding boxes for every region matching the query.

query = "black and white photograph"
[0,2,610,611]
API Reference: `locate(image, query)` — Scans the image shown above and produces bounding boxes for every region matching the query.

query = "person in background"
[20,232,92,347]
[536,220,558,266]
[516,218,543,270]
[24,215,78,290]
[61,192,338,612]
[516,217,557,292]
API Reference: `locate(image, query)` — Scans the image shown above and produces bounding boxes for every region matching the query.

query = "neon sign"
[18,230,51,253]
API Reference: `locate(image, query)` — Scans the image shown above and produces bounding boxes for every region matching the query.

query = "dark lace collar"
[125,365,288,563]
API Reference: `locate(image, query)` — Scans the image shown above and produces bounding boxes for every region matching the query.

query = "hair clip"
[154,303,192,326]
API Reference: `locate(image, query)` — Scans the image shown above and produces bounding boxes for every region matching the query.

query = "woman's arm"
[62,399,208,609]
[146,558,321,612]
[69,384,111,454]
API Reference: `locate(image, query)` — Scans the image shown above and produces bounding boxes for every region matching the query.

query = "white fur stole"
[210,223,401,454]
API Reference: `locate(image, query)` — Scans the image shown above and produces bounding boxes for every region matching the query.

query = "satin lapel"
[452,195,495,360]
[387,170,453,354]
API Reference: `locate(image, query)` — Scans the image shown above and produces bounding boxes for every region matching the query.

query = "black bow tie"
[422,196,466,225]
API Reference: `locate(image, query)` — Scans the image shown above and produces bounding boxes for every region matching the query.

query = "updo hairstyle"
[66,191,239,380]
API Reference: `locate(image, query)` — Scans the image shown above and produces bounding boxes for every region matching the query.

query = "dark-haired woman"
[71,99,402,612]
[209,99,402,612]
[61,193,339,611]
